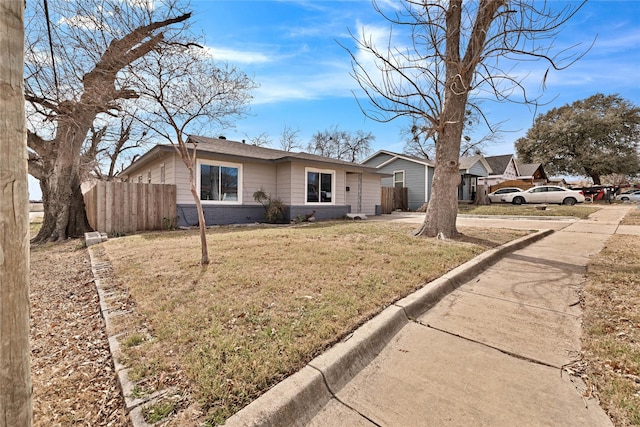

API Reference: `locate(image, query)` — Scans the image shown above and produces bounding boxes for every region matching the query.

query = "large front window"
[199,162,239,202]
[306,169,333,203]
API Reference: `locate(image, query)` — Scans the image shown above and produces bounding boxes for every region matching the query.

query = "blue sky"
[27,0,640,200]
[187,0,640,154]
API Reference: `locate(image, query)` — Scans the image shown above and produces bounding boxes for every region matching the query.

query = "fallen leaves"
[30,241,128,426]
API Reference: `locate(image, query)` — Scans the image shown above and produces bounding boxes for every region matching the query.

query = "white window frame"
[160,163,165,183]
[196,159,243,204]
[305,167,335,205]
[393,170,405,188]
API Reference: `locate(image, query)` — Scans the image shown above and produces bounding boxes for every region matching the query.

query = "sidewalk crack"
[413,320,562,370]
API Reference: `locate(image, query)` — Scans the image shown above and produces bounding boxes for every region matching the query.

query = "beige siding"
[174,157,192,204]
[334,171,346,205]
[361,174,381,215]
[344,173,380,215]
[346,173,361,212]
[290,163,306,204]
[276,163,292,204]
[243,162,277,205]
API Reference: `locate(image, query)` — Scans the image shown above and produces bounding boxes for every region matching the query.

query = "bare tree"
[83,109,154,181]
[133,45,256,265]
[279,125,301,152]
[306,126,374,162]
[403,110,503,159]
[1,1,32,424]
[25,0,192,242]
[244,132,272,147]
[346,0,587,238]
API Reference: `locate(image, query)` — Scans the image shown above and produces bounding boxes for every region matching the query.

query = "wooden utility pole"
[0,1,33,425]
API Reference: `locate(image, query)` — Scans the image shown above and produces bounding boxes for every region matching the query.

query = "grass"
[102,221,528,424]
[30,216,43,237]
[143,401,176,424]
[582,211,640,426]
[620,208,640,226]
[458,203,600,219]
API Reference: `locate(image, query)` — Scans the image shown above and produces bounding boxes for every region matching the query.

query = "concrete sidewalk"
[227,205,635,426]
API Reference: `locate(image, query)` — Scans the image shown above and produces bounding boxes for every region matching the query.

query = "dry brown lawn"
[582,215,640,426]
[100,221,528,425]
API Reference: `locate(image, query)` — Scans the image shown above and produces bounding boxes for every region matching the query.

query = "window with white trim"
[198,160,241,202]
[160,164,165,183]
[306,168,334,203]
[393,171,405,188]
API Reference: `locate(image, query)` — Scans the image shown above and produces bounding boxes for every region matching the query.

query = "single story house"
[361,150,492,210]
[478,155,550,191]
[477,154,519,187]
[119,136,386,226]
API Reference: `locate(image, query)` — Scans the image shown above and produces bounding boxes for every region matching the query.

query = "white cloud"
[203,46,270,64]
[58,15,106,31]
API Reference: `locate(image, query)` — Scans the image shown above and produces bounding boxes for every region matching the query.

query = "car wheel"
[621,197,629,201]
[512,196,524,205]
[563,197,576,206]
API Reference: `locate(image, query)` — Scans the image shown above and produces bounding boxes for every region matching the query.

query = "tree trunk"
[183,146,209,265]
[415,104,465,238]
[190,180,209,265]
[0,1,33,424]
[415,0,500,238]
[474,184,490,205]
[32,122,93,243]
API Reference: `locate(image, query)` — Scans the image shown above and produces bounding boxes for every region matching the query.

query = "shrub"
[253,188,286,223]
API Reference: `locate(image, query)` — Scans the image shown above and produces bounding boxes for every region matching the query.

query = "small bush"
[253,188,286,223]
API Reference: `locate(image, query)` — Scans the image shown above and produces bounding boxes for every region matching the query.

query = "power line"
[43,0,59,99]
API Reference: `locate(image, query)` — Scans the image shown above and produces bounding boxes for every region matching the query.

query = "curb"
[224,228,554,426]
[87,246,156,427]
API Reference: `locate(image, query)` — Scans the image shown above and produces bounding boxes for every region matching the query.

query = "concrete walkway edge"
[224,229,554,426]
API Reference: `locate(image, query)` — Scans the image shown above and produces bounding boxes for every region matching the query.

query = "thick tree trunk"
[415,103,465,238]
[32,129,93,243]
[0,1,33,424]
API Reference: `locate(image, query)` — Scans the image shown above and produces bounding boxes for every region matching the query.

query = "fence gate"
[84,181,177,234]
[381,187,408,214]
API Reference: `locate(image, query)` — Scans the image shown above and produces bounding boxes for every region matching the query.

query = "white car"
[487,187,523,203]
[501,185,585,205]
[616,190,640,202]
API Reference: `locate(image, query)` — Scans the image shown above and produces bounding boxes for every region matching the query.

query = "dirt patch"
[30,240,128,426]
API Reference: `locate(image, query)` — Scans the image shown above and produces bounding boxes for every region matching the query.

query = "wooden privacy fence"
[381,187,408,214]
[489,180,536,193]
[84,181,177,234]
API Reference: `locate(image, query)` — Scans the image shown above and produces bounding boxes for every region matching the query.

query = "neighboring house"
[458,154,493,201]
[477,154,520,187]
[119,136,385,226]
[547,177,568,187]
[517,162,548,185]
[361,150,492,210]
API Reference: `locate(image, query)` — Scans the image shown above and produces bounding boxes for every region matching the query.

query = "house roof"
[517,162,547,180]
[484,154,517,176]
[361,150,435,167]
[363,150,492,175]
[120,135,384,176]
[458,154,492,175]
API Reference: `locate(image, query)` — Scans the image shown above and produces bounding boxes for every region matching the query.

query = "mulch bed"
[30,240,129,426]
